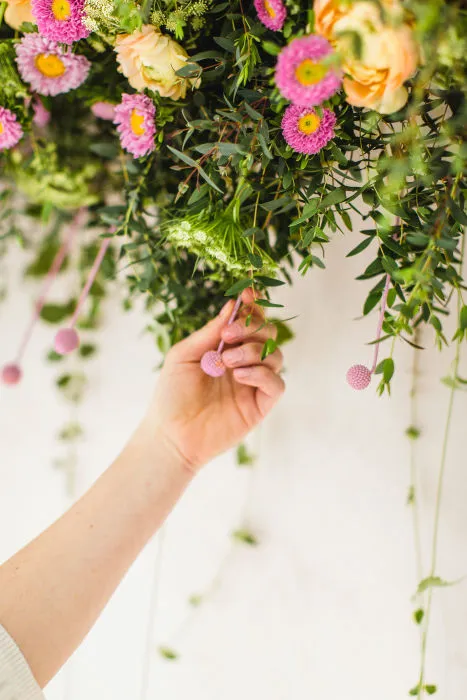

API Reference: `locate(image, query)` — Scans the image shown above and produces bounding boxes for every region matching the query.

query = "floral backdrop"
[0,0,466,695]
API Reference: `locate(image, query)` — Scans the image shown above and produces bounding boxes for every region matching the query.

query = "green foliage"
[232,529,258,546]
[236,442,256,467]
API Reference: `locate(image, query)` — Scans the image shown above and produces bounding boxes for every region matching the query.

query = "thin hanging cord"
[69,237,111,328]
[370,272,391,373]
[18,211,85,362]
[139,526,167,700]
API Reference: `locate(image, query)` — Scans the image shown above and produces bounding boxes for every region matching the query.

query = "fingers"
[222,342,283,373]
[221,310,276,346]
[169,299,235,362]
[233,365,285,417]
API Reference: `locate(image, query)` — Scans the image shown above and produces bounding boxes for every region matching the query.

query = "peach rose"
[115,25,200,101]
[4,0,34,30]
[314,0,419,114]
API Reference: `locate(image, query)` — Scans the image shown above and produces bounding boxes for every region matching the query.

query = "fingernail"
[223,321,242,339]
[222,347,243,366]
[233,367,251,379]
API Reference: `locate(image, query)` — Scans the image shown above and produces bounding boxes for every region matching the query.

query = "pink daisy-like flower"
[32,98,51,127]
[114,94,156,159]
[0,107,23,151]
[31,0,90,44]
[275,35,342,107]
[91,101,116,121]
[254,0,286,31]
[281,104,336,155]
[15,34,90,96]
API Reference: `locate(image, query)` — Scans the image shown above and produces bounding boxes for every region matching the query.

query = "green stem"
[416,229,465,698]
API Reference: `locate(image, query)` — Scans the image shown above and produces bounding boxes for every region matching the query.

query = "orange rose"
[314,0,419,114]
[115,26,200,101]
[4,0,34,30]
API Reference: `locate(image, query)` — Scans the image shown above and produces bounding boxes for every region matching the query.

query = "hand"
[146,288,285,471]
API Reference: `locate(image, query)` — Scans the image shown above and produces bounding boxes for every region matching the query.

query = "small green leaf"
[188,595,203,607]
[255,275,285,287]
[262,40,281,56]
[416,576,456,595]
[232,529,258,546]
[225,278,252,296]
[248,253,263,269]
[424,685,437,695]
[40,301,75,324]
[406,426,421,440]
[459,305,467,330]
[79,343,97,359]
[236,443,256,467]
[413,608,424,625]
[158,647,179,660]
[409,685,420,696]
[255,299,284,308]
[383,358,395,383]
[261,338,277,361]
[347,236,373,257]
[319,188,347,208]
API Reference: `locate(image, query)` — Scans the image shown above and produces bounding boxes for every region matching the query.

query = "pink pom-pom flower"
[114,94,156,159]
[91,101,116,121]
[254,0,286,31]
[1,364,23,386]
[0,107,23,151]
[31,0,90,44]
[275,35,342,107]
[346,364,372,391]
[16,34,90,96]
[281,104,336,155]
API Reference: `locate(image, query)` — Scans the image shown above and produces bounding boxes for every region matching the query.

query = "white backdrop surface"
[0,227,466,700]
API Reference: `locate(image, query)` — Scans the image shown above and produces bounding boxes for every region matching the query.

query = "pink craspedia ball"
[346,364,372,390]
[54,328,80,355]
[200,350,226,378]
[1,363,22,385]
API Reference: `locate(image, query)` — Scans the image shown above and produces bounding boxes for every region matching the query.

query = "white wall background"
[0,224,466,700]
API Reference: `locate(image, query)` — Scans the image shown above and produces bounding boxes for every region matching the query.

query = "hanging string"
[54,236,112,356]
[200,295,243,377]
[1,209,86,385]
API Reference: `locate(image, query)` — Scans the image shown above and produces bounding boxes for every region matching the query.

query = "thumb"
[170,299,235,362]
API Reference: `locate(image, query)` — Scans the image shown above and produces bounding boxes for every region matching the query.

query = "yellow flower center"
[264,0,276,18]
[35,53,66,78]
[295,59,327,86]
[51,0,71,21]
[130,109,145,136]
[0,122,4,136]
[298,112,321,135]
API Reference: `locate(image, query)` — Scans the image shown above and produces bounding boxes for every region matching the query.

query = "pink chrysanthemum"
[31,0,90,44]
[254,0,286,31]
[91,101,116,121]
[0,107,23,151]
[275,35,342,107]
[281,104,336,155]
[15,34,90,96]
[114,94,156,159]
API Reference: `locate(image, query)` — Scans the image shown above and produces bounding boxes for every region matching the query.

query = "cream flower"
[4,0,34,29]
[115,25,200,101]
[314,0,419,114]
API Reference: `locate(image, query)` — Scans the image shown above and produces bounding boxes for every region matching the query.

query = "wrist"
[131,418,198,479]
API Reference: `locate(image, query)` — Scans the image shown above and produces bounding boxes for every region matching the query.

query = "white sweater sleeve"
[0,625,44,700]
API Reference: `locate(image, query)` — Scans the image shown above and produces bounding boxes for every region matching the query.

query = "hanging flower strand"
[54,236,112,355]
[200,296,243,377]
[1,209,86,386]
[346,273,392,391]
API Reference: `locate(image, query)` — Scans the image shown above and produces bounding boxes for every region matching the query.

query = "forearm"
[0,421,193,688]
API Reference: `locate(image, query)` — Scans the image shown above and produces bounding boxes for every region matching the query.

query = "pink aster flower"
[114,94,156,159]
[15,34,90,96]
[254,0,286,31]
[0,107,23,150]
[32,98,51,127]
[91,101,116,121]
[281,104,336,155]
[275,35,342,107]
[31,0,90,44]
